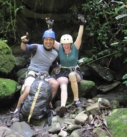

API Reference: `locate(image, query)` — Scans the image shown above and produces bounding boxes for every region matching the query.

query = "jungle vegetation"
[0,0,127,85]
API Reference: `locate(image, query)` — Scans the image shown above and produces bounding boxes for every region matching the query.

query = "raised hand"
[21,32,29,44]
[78,14,86,25]
[45,17,54,29]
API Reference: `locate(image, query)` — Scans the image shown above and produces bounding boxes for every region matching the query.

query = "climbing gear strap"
[27,80,43,123]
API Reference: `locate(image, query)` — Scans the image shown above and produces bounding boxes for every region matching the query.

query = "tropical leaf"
[115,14,127,20]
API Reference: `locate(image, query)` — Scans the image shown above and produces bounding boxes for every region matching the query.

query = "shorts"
[21,70,54,92]
[55,67,83,79]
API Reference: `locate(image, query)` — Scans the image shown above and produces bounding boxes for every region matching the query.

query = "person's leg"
[48,78,59,99]
[57,77,68,117]
[11,76,35,123]
[57,77,68,107]
[68,72,82,107]
[16,86,30,109]
[14,76,35,113]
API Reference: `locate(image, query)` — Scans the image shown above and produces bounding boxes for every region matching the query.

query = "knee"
[57,77,68,85]
[23,86,30,96]
[54,80,59,88]
[68,72,76,82]
[50,79,59,89]
[60,83,67,91]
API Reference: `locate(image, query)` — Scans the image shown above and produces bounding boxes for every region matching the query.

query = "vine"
[0,0,24,42]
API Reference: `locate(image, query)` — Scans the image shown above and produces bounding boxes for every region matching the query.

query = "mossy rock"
[15,57,27,68]
[68,79,95,97]
[0,78,19,99]
[17,71,27,85]
[106,108,127,137]
[16,68,27,78]
[30,118,46,126]
[0,40,16,73]
[78,80,95,92]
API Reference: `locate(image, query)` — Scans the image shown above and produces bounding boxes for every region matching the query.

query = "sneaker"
[59,106,67,117]
[48,103,54,109]
[11,110,20,123]
[74,100,82,107]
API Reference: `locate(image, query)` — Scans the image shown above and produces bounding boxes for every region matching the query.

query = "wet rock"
[16,68,27,78]
[86,102,101,115]
[75,112,88,125]
[0,126,24,137]
[98,98,110,107]
[110,100,119,109]
[10,121,36,137]
[58,130,68,137]
[92,127,110,137]
[48,123,61,133]
[70,129,82,137]
[67,124,81,132]
[97,81,121,92]
[15,57,27,69]
[86,63,115,82]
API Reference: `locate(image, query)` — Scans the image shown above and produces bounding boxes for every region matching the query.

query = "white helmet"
[60,34,73,44]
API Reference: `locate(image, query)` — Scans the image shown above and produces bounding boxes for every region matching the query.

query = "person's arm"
[21,32,37,53]
[74,14,86,50]
[54,40,60,50]
[74,25,84,50]
[45,17,60,50]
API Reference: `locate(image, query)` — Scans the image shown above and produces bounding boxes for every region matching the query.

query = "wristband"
[22,41,27,44]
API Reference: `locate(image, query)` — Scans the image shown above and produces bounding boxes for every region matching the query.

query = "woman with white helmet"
[46,14,85,117]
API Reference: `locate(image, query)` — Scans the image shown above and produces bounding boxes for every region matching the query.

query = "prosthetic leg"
[69,72,82,107]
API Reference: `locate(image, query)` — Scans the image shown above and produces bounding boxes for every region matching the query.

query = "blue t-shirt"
[58,44,79,67]
[25,44,58,73]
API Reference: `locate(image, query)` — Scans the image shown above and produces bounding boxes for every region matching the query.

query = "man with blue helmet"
[12,29,59,120]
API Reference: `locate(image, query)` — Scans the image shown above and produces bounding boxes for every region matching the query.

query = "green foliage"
[0,0,24,41]
[70,0,127,67]
[70,0,127,85]
[81,0,127,58]
[122,73,127,86]
[71,0,127,75]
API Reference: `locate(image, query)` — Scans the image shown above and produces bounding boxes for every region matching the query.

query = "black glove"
[45,17,54,29]
[78,14,86,25]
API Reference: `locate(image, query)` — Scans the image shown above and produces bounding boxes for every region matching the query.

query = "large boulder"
[0,78,20,106]
[0,127,23,137]
[0,40,16,74]
[106,108,127,137]
[67,79,96,98]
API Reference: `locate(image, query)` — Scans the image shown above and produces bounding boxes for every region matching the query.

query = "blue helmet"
[42,30,55,39]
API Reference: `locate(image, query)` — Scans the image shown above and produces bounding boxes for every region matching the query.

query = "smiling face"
[62,43,71,50]
[62,43,72,54]
[43,37,54,50]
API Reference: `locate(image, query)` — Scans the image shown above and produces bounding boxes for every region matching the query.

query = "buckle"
[70,68,75,71]
[39,73,48,79]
